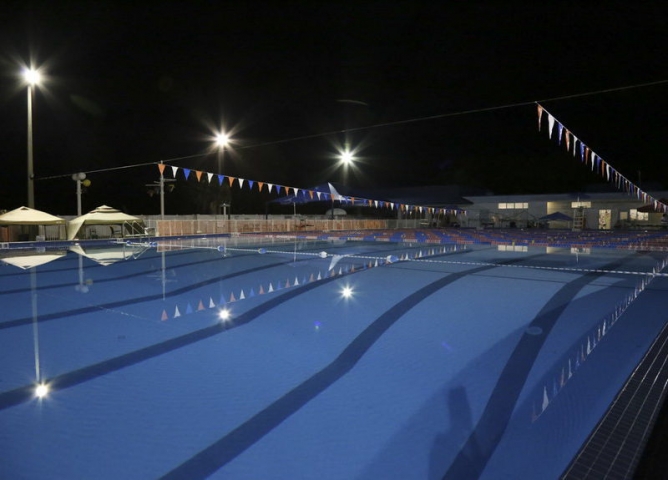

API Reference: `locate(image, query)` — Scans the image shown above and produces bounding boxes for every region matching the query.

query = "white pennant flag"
[207,172,213,183]
[171,166,179,177]
[548,114,555,139]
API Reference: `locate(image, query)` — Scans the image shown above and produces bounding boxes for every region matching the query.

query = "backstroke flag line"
[156,163,466,217]
[536,103,668,213]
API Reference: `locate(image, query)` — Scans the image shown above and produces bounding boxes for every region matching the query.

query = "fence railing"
[154,217,393,236]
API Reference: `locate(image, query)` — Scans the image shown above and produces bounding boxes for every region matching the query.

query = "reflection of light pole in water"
[75,255,90,293]
[30,269,49,398]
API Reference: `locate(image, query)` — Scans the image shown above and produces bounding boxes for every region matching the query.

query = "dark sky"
[1,1,668,214]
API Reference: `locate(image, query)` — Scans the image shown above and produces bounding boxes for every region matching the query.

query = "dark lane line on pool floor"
[442,256,636,480]
[158,257,533,480]
[0,247,492,411]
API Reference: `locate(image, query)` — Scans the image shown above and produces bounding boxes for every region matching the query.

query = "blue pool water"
[1,236,667,479]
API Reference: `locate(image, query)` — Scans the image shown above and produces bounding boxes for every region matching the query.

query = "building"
[459,191,668,230]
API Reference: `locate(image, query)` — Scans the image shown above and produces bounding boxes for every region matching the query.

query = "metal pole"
[159,162,165,219]
[76,179,82,216]
[27,85,34,208]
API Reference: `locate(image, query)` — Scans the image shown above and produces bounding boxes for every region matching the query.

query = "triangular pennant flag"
[537,104,543,131]
[158,163,166,175]
[183,168,191,179]
[171,166,179,177]
[207,172,214,183]
[218,174,225,185]
[547,114,555,139]
[238,178,245,189]
[239,289,246,300]
[174,306,181,318]
[267,183,274,193]
[209,297,216,308]
[161,310,169,321]
[227,176,236,187]
[257,181,264,192]
[197,300,206,311]
[195,170,203,182]
[248,180,254,190]
[229,292,236,302]
[186,303,193,314]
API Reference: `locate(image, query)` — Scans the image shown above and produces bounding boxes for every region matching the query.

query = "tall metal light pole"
[23,68,41,209]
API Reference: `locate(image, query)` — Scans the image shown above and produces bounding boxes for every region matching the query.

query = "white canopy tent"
[0,206,67,241]
[0,251,66,269]
[67,205,145,240]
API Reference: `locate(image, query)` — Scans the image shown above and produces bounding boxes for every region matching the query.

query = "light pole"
[23,68,41,208]
[72,173,87,216]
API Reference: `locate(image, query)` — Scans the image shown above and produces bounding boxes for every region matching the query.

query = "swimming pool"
[1,235,667,479]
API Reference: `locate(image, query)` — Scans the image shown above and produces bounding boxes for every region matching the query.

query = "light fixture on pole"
[71,172,88,216]
[23,67,41,209]
[146,162,175,219]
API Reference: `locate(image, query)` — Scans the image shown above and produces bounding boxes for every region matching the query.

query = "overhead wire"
[36,78,668,181]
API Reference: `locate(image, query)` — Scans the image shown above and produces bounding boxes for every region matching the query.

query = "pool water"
[1,237,667,479]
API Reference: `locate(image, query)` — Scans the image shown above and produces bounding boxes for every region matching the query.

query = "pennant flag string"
[158,163,467,216]
[536,103,667,213]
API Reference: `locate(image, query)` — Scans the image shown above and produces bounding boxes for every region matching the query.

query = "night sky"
[1,1,667,215]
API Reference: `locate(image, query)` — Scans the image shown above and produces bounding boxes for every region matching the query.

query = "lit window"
[498,203,507,209]
[572,201,591,208]
[630,209,649,221]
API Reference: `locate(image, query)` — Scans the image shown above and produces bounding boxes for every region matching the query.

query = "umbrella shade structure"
[0,250,66,269]
[539,212,573,222]
[637,198,668,213]
[70,244,149,266]
[0,206,67,241]
[67,205,145,240]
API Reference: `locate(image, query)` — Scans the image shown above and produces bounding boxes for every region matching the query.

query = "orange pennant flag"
[157,163,166,175]
[228,176,236,187]
[161,310,168,321]
[284,186,290,195]
[195,170,203,182]
[257,181,264,192]
[309,190,314,199]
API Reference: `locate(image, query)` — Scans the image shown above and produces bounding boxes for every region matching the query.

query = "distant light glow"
[23,68,41,86]
[35,383,49,398]
[218,309,231,321]
[340,150,354,165]
[216,133,229,147]
[341,285,354,298]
